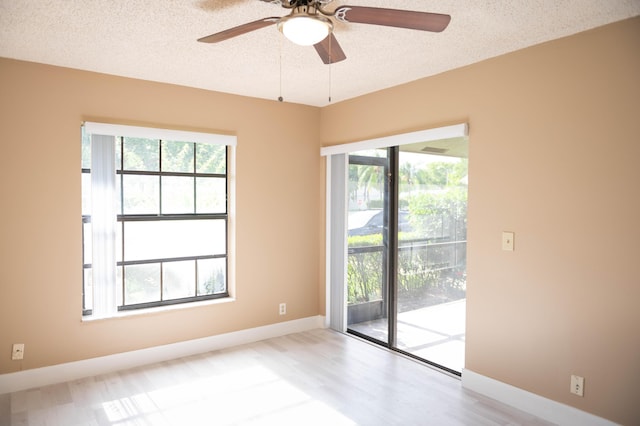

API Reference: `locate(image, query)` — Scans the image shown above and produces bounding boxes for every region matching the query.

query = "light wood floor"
[0,329,553,425]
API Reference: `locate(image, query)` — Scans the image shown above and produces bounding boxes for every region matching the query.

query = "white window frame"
[82,122,236,320]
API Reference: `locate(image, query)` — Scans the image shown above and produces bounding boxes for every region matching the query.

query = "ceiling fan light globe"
[279,15,332,46]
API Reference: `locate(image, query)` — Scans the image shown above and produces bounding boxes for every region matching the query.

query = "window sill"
[81,296,235,323]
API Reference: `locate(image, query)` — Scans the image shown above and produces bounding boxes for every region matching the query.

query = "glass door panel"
[394,148,468,373]
[346,149,389,344]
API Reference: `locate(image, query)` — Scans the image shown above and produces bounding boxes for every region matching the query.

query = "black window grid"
[82,139,229,316]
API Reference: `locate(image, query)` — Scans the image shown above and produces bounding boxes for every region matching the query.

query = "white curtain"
[326,154,348,331]
[90,134,117,318]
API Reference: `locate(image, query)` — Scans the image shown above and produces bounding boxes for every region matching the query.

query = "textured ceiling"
[1,0,638,107]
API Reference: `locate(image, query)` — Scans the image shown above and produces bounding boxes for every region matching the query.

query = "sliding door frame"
[387,146,399,348]
[322,124,468,340]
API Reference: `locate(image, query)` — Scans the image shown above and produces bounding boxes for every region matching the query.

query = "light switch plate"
[502,232,515,251]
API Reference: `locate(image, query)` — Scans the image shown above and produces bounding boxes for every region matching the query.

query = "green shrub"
[347,233,466,305]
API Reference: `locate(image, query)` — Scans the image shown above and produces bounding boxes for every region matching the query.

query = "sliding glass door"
[345,141,468,374]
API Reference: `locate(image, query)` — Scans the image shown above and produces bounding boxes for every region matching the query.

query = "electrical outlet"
[502,231,515,251]
[279,303,286,315]
[570,375,584,396]
[11,343,24,360]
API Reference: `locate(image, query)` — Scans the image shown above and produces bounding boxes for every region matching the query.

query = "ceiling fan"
[198,0,451,65]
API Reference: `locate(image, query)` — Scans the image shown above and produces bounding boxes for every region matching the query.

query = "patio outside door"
[346,143,468,374]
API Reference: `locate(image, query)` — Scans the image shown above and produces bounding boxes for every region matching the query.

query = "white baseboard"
[0,315,325,394]
[462,369,618,426]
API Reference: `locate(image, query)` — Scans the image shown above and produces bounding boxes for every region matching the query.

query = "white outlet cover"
[11,343,24,360]
[502,231,515,251]
[570,375,584,396]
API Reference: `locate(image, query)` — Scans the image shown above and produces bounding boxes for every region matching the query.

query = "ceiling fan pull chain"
[278,33,284,102]
[328,35,332,103]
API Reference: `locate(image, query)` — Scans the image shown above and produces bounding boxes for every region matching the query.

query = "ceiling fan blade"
[334,6,451,32]
[314,33,347,64]
[198,17,280,43]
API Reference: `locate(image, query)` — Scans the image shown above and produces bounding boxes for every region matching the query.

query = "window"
[81,123,235,318]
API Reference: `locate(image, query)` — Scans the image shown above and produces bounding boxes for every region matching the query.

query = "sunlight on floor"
[101,365,357,425]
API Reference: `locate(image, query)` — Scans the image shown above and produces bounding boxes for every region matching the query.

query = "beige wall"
[321,17,640,425]
[1,15,638,426]
[0,59,322,374]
